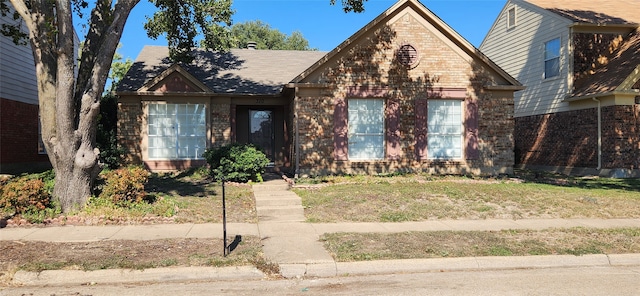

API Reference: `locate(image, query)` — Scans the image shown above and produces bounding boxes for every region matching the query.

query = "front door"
[249,109,274,160]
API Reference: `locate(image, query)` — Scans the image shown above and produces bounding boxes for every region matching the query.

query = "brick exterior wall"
[294,14,515,176]
[117,101,143,165]
[210,102,232,148]
[602,105,640,169]
[515,105,640,170]
[0,98,50,173]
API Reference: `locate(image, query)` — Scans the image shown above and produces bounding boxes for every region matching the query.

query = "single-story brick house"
[116,0,523,177]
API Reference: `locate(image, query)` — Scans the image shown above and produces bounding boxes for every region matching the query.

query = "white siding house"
[480,0,640,177]
[0,10,38,105]
[480,0,573,117]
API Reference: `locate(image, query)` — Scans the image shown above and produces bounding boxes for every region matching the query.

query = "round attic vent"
[397,44,419,67]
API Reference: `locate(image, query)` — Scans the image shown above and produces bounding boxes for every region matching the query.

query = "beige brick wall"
[117,101,142,164]
[210,102,232,148]
[295,13,515,176]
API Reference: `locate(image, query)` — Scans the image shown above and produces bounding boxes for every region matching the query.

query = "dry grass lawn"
[294,172,640,222]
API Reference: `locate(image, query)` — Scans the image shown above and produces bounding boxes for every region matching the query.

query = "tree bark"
[10,0,139,212]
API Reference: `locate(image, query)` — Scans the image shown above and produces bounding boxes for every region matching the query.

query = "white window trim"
[147,103,207,160]
[427,99,464,160]
[544,37,561,80]
[507,6,517,29]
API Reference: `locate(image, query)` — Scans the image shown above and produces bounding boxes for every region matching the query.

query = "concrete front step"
[255,199,303,207]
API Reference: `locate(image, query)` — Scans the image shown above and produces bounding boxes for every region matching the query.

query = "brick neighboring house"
[117,0,523,176]
[480,0,640,177]
[0,7,50,174]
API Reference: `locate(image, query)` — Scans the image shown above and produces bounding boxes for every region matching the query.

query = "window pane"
[428,100,462,159]
[545,58,560,78]
[544,38,560,59]
[148,103,206,159]
[348,99,385,160]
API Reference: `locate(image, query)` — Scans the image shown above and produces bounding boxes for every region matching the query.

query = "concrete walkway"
[2,174,640,283]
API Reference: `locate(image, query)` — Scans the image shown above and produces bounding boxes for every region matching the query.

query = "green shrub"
[0,176,51,215]
[98,166,150,205]
[203,143,269,183]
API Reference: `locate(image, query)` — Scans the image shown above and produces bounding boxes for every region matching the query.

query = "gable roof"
[525,0,640,25]
[117,46,326,95]
[292,0,522,88]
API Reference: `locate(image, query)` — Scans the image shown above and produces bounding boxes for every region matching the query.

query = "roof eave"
[563,90,640,102]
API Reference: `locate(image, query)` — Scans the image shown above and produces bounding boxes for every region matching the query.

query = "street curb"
[9,254,640,286]
[11,266,264,286]
[334,254,640,276]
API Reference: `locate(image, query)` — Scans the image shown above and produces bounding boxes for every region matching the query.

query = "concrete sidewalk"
[3,174,640,284]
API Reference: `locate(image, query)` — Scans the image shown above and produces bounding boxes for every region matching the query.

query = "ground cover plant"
[0,166,257,226]
[321,227,640,262]
[293,171,640,223]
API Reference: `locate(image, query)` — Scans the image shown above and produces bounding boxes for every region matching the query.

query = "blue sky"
[76,0,507,61]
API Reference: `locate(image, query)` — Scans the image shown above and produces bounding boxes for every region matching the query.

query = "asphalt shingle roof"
[526,0,640,25]
[117,46,327,95]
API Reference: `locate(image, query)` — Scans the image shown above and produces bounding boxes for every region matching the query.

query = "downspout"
[294,87,300,179]
[592,97,602,170]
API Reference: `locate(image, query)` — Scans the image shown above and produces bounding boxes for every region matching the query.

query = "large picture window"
[544,38,560,79]
[348,98,385,160]
[428,100,462,159]
[148,103,207,159]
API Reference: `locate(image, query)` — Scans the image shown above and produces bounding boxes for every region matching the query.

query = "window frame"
[507,6,517,29]
[347,98,386,161]
[544,37,561,79]
[147,102,207,160]
[427,99,464,160]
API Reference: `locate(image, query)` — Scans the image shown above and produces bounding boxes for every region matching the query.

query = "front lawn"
[293,171,640,223]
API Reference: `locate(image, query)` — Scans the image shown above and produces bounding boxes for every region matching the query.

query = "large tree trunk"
[10,0,139,213]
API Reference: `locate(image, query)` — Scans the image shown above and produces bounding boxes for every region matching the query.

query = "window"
[544,38,561,79]
[507,7,516,28]
[428,100,462,159]
[348,98,385,160]
[148,103,206,159]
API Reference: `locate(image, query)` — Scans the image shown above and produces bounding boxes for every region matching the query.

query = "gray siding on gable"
[0,12,38,105]
[480,0,573,117]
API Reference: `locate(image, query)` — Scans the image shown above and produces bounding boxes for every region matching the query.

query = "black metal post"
[222,179,228,257]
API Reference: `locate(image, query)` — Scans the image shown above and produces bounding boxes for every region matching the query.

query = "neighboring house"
[0,7,50,174]
[480,0,640,177]
[117,0,523,176]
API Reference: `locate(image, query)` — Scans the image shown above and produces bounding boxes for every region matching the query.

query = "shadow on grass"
[145,168,219,198]
[514,169,640,193]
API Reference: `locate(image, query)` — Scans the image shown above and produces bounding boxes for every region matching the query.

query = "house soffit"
[138,64,212,93]
[291,0,521,88]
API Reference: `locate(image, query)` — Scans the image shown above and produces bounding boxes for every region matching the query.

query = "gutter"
[593,97,602,170]
[294,87,300,179]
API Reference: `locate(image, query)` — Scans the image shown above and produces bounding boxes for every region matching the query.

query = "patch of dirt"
[0,236,264,285]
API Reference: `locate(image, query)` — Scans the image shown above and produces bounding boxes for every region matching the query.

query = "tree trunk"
[9,0,140,213]
[53,151,101,213]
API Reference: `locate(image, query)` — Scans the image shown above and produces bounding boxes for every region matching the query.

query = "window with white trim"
[544,38,560,79]
[507,7,516,28]
[348,98,385,160]
[148,103,207,159]
[428,100,463,159]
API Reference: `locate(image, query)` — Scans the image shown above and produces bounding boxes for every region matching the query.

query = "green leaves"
[145,0,233,63]
[203,144,270,183]
[228,20,314,50]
